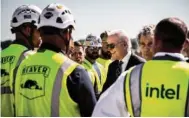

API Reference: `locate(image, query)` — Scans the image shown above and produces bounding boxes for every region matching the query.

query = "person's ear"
[152,38,162,55]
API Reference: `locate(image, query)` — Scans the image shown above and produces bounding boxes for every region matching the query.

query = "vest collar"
[153,52,186,61]
[12,39,30,49]
[38,43,64,54]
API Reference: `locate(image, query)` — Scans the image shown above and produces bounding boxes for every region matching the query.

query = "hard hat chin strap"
[58,29,71,54]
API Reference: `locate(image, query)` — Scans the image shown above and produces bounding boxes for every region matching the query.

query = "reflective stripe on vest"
[93,63,101,83]
[51,59,74,117]
[128,64,144,117]
[12,50,30,95]
[185,82,189,116]
[82,59,102,92]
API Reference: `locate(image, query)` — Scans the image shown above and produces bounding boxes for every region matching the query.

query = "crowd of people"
[1,2,189,117]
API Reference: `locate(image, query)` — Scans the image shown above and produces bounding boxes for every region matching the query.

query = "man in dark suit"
[101,29,146,93]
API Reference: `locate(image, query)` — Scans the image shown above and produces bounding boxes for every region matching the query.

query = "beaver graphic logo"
[20,78,45,100]
[19,65,50,100]
[1,69,10,85]
[21,80,42,90]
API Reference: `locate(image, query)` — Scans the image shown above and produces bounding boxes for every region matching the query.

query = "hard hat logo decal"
[24,15,31,19]
[85,41,91,46]
[44,12,53,19]
[57,5,63,9]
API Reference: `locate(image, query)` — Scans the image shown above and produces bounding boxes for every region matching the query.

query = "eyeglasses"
[107,42,122,49]
[87,47,101,51]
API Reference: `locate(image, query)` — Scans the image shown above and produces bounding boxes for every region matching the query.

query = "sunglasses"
[107,42,122,49]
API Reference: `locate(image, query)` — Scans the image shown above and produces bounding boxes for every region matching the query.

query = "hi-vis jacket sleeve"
[92,71,130,117]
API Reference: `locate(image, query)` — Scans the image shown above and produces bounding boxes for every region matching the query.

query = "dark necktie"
[116,61,123,77]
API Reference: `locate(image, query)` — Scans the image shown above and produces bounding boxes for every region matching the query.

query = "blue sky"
[1,0,189,41]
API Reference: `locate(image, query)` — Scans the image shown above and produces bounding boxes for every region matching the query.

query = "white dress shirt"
[92,52,185,117]
[120,50,131,73]
[92,71,130,117]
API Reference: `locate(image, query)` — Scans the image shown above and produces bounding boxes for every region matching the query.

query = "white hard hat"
[84,34,102,47]
[38,3,76,29]
[11,5,42,28]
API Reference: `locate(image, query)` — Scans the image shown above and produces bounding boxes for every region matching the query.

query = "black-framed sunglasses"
[107,42,122,49]
[107,43,116,49]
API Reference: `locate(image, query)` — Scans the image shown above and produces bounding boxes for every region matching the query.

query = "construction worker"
[71,41,85,64]
[181,31,189,62]
[92,17,189,117]
[97,31,112,75]
[82,34,106,99]
[14,3,96,117]
[1,5,42,116]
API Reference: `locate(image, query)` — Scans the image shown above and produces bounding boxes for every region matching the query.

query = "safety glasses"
[87,47,101,51]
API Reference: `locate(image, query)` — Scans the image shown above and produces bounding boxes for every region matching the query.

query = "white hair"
[107,29,132,50]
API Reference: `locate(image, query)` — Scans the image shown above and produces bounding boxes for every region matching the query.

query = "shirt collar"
[154,52,185,60]
[121,50,131,63]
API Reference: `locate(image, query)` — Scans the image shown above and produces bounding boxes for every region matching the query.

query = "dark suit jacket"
[101,53,146,93]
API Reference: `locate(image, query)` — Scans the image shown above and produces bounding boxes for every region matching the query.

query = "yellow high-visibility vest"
[82,59,106,93]
[124,60,189,117]
[1,44,28,117]
[97,57,112,75]
[15,50,80,116]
